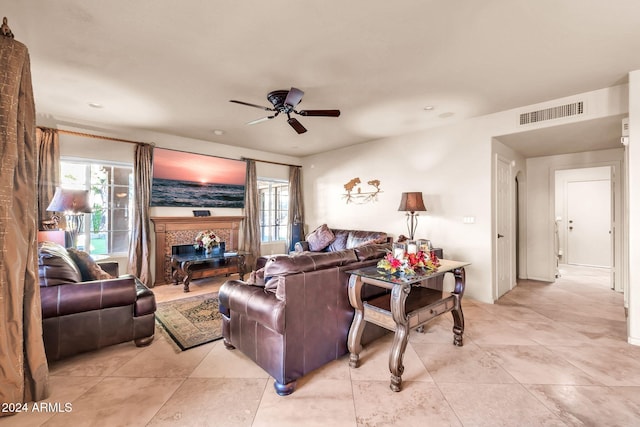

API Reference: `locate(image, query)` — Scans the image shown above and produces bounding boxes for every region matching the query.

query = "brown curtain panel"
[0,33,50,412]
[127,143,153,286]
[242,159,261,271]
[36,127,59,230]
[288,165,304,249]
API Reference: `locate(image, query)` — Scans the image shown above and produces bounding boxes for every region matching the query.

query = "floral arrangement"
[377,250,440,276]
[194,230,221,251]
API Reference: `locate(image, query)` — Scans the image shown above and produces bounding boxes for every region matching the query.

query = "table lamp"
[398,192,426,240]
[46,187,92,248]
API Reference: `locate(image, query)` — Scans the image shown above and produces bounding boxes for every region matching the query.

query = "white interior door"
[496,156,512,299]
[566,179,611,267]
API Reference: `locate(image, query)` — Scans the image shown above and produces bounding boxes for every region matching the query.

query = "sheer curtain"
[0,29,50,413]
[127,143,153,286]
[36,127,59,229]
[242,159,261,271]
[288,165,304,250]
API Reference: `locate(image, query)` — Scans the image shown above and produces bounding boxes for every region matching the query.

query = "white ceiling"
[4,1,640,157]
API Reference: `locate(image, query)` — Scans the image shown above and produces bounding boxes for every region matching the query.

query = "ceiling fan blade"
[287,117,307,134]
[230,100,274,111]
[284,87,304,107]
[247,115,275,125]
[297,109,341,117]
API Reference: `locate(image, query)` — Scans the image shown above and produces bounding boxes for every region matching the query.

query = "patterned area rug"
[155,293,223,350]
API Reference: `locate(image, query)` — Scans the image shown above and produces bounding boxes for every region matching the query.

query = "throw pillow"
[67,248,115,281]
[245,268,266,287]
[306,224,335,251]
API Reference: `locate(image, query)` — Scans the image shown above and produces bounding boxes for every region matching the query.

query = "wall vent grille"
[519,101,584,125]
[622,117,629,136]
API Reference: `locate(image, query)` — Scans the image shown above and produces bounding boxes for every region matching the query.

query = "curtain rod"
[242,157,301,168]
[38,127,151,146]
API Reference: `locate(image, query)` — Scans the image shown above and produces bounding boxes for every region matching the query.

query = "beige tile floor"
[4,264,640,426]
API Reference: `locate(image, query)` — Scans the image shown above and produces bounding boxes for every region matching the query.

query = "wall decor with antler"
[343,177,382,204]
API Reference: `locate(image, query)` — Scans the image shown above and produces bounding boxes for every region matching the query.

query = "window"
[60,160,133,255]
[258,179,289,243]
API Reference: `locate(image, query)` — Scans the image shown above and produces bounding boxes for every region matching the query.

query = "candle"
[393,242,406,259]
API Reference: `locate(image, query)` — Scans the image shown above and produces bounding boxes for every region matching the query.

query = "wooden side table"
[346,259,469,392]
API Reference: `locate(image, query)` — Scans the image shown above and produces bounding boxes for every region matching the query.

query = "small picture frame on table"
[192,210,211,217]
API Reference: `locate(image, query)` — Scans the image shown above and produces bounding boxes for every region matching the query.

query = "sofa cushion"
[354,242,393,261]
[263,249,358,277]
[67,248,115,281]
[326,229,349,252]
[38,242,82,286]
[306,224,335,251]
[346,230,388,249]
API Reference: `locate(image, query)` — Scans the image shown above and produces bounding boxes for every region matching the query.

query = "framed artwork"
[151,148,246,208]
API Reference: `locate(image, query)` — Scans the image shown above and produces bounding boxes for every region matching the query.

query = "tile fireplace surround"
[150,216,243,286]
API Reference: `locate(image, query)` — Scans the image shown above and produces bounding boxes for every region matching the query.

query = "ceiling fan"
[230,87,340,134]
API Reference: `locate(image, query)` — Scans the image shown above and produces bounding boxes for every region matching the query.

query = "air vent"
[622,117,629,136]
[519,101,584,125]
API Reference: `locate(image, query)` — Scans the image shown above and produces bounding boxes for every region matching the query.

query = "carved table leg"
[451,268,466,346]
[182,261,192,292]
[347,275,365,368]
[238,254,246,280]
[171,257,180,286]
[389,323,409,392]
[389,283,411,392]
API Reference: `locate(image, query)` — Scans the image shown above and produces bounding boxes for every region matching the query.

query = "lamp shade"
[398,192,426,213]
[46,187,92,213]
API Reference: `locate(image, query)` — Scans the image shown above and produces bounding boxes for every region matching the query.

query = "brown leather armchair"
[38,242,156,361]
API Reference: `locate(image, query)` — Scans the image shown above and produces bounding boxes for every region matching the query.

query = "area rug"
[155,293,223,350]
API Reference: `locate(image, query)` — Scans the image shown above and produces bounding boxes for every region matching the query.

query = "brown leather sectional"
[219,234,393,396]
[38,242,156,361]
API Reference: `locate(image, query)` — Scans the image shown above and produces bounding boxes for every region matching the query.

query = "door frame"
[494,154,516,301]
[550,161,624,293]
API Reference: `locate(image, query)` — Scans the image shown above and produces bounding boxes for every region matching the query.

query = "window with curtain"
[258,179,289,243]
[60,159,133,255]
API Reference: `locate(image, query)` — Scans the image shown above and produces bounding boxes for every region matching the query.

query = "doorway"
[554,166,613,287]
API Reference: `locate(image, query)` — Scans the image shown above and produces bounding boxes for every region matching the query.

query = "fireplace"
[151,216,243,285]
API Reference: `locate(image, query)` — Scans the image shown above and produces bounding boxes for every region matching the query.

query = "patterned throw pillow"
[67,248,115,281]
[306,224,336,252]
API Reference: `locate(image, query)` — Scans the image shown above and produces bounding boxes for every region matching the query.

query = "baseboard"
[627,336,640,347]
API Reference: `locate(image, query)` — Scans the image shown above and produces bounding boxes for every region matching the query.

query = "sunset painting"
[151,148,246,208]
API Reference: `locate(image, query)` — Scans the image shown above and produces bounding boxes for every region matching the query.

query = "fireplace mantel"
[151,216,244,285]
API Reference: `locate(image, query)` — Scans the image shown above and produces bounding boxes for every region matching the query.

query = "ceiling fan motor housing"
[267,90,294,112]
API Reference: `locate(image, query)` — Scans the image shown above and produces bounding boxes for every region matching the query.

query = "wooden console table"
[171,251,246,292]
[346,259,469,392]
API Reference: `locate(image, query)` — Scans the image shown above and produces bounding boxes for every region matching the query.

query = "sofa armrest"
[134,278,156,316]
[294,241,310,252]
[40,276,138,319]
[219,280,285,334]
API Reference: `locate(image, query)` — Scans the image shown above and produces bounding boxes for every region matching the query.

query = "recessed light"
[213,129,225,136]
[88,102,103,109]
[423,106,434,111]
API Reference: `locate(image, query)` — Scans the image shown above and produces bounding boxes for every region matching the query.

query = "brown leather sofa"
[219,242,392,396]
[38,242,156,361]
